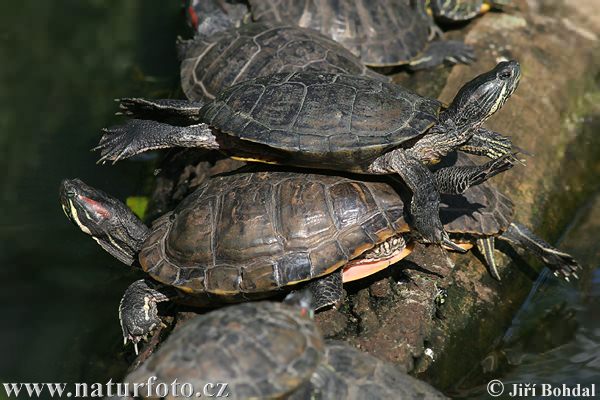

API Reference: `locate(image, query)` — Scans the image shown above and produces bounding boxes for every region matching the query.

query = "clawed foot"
[469,153,517,187]
[548,253,581,282]
[93,120,152,164]
[119,279,170,354]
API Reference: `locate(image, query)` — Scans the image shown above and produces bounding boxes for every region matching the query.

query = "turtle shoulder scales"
[138,171,408,294]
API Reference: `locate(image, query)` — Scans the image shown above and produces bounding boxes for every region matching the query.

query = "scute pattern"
[179,23,384,102]
[288,341,446,399]
[125,301,324,399]
[441,183,514,238]
[248,0,431,66]
[138,171,407,294]
[198,71,441,167]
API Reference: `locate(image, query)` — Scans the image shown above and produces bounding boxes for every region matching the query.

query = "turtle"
[120,293,445,399]
[289,341,447,399]
[178,22,387,103]
[122,291,323,398]
[185,0,481,69]
[94,62,521,247]
[59,160,579,350]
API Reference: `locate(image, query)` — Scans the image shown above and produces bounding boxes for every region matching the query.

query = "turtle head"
[443,60,521,129]
[59,179,150,266]
[284,290,315,319]
[184,0,249,37]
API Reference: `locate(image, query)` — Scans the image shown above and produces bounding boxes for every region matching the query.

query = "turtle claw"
[442,237,468,253]
[134,342,139,356]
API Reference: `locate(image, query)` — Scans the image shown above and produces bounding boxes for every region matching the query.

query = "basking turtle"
[60,160,579,349]
[289,341,447,399]
[178,22,386,103]
[123,292,323,398]
[122,294,445,399]
[186,0,479,69]
[95,62,521,246]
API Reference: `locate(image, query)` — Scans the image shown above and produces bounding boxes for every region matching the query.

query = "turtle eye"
[499,70,513,80]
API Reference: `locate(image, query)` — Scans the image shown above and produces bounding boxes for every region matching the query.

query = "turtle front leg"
[460,127,515,160]
[117,98,205,122]
[369,149,465,252]
[497,223,581,280]
[304,269,344,311]
[95,119,220,164]
[408,41,476,71]
[119,279,175,354]
[433,153,515,194]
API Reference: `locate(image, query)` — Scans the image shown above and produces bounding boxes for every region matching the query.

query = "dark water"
[2,2,600,398]
[0,0,184,386]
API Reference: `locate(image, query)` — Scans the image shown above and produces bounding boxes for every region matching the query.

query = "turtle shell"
[138,171,409,295]
[289,341,446,399]
[179,22,385,102]
[438,153,515,239]
[441,183,514,239]
[198,71,441,172]
[125,301,324,399]
[248,0,431,67]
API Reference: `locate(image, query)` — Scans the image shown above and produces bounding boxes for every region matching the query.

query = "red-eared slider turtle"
[123,292,323,399]
[185,0,479,69]
[121,295,445,399]
[289,341,447,399]
[59,160,579,350]
[178,22,386,102]
[95,62,521,246]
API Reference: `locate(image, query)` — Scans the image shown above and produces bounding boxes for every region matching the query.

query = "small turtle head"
[444,60,521,128]
[59,179,149,266]
[284,289,315,319]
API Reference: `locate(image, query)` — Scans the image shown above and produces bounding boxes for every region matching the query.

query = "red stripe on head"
[79,195,111,219]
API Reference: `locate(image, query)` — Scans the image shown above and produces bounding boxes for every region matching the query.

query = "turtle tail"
[498,223,581,280]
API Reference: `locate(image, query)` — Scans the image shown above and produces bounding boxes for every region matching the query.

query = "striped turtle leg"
[497,223,581,281]
[304,269,344,311]
[433,153,515,194]
[94,98,219,164]
[409,40,476,71]
[119,279,175,354]
[460,127,515,160]
[476,237,502,280]
[369,149,466,253]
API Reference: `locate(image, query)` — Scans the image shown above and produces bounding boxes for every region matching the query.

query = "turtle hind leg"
[498,223,581,280]
[119,279,175,354]
[476,237,502,280]
[117,98,205,122]
[433,153,515,194]
[95,119,219,164]
[305,269,344,311]
[408,41,476,71]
